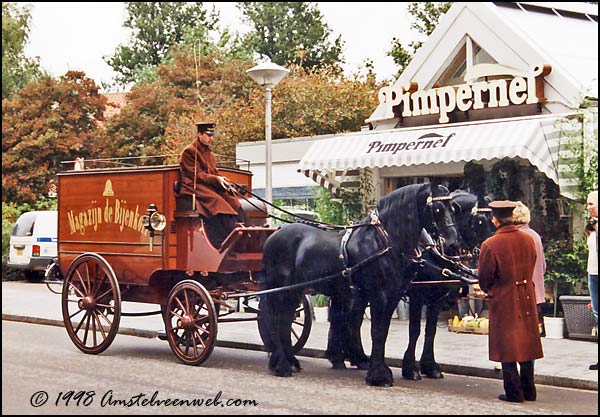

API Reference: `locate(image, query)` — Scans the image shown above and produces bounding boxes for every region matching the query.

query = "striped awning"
[299,114,590,200]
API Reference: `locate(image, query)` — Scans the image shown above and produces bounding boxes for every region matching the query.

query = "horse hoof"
[331,361,347,370]
[366,366,394,387]
[366,377,394,387]
[402,371,422,381]
[272,369,292,377]
[424,369,444,379]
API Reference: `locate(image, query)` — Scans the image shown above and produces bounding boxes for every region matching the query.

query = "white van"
[7,210,57,280]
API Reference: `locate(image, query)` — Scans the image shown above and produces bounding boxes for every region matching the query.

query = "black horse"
[401,190,494,380]
[258,182,460,386]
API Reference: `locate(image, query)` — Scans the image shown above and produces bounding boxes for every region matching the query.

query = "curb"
[3,313,597,391]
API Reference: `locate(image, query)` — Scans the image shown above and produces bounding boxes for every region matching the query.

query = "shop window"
[434,38,497,87]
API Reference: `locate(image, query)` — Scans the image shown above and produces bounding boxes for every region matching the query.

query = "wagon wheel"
[61,253,121,354]
[258,293,312,354]
[165,280,218,366]
[44,261,64,295]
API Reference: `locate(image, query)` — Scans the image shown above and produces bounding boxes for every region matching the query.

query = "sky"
[23,2,419,90]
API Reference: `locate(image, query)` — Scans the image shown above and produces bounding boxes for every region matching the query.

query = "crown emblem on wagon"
[102,179,114,197]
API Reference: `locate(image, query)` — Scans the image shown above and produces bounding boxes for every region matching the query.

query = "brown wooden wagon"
[54,157,312,365]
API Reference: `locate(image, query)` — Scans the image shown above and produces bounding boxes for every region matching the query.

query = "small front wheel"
[165,280,218,365]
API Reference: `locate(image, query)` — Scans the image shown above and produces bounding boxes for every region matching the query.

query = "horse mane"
[377,183,429,253]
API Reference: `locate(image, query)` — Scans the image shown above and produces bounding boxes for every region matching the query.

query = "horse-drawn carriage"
[53,158,312,365]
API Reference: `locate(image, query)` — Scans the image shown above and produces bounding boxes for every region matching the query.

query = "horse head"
[377,182,459,257]
[450,190,494,254]
[424,182,460,254]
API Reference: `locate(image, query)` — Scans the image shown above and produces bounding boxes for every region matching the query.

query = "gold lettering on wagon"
[67,198,147,236]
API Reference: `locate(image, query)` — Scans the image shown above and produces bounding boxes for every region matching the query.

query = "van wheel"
[25,270,44,282]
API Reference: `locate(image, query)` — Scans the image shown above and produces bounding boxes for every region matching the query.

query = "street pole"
[265,86,273,209]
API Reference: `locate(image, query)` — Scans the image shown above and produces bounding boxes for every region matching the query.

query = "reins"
[225,183,477,299]
[228,244,391,300]
[231,183,369,231]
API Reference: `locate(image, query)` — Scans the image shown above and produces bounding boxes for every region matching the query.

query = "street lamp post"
[246,61,290,211]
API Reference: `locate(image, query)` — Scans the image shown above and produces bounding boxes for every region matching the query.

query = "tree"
[238,2,344,70]
[387,2,452,78]
[2,2,45,99]
[2,71,106,205]
[102,50,379,163]
[105,2,218,86]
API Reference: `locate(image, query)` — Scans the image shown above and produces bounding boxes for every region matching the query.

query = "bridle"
[425,193,456,250]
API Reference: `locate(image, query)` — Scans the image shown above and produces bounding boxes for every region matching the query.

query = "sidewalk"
[2,280,597,391]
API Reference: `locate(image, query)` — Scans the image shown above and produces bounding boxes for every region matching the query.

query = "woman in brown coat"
[477,200,543,403]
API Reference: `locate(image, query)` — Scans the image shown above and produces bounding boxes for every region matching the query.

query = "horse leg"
[346,288,370,370]
[402,293,423,380]
[365,293,397,387]
[263,293,297,377]
[326,295,348,369]
[281,296,302,373]
[419,300,443,378]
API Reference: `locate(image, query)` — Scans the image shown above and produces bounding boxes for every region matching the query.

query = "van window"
[11,212,37,237]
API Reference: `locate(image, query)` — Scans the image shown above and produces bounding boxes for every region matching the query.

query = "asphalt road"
[2,321,597,415]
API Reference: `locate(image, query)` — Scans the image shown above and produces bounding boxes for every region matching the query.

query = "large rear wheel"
[61,253,121,354]
[165,280,218,365]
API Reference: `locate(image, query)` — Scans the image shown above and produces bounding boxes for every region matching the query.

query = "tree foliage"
[2,2,45,99]
[105,2,218,86]
[103,50,379,163]
[387,2,451,78]
[238,2,344,70]
[2,71,106,204]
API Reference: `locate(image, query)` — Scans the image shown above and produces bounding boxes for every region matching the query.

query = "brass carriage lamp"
[142,203,167,251]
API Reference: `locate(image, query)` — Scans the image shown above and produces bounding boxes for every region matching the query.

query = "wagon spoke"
[193,322,209,333]
[195,330,207,349]
[69,282,86,299]
[191,332,199,357]
[69,308,85,320]
[95,287,113,303]
[185,332,192,355]
[82,314,91,345]
[169,309,184,321]
[92,272,108,298]
[92,311,107,340]
[91,313,97,346]
[74,310,89,334]
[95,308,113,328]
[84,262,92,295]
[175,296,187,314]
[184,290,191,315]
[290,326,300,340]
[75,269,89,295]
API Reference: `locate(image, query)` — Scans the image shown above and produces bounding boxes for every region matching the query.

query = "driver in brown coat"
[477,200,543,403]
[178,121,244,247]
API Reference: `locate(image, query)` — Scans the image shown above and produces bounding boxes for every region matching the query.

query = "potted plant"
[312,294,330,322]
[543,237,589,338]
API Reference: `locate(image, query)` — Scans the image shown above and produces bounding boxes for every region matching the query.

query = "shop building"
[236,2,597,227]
